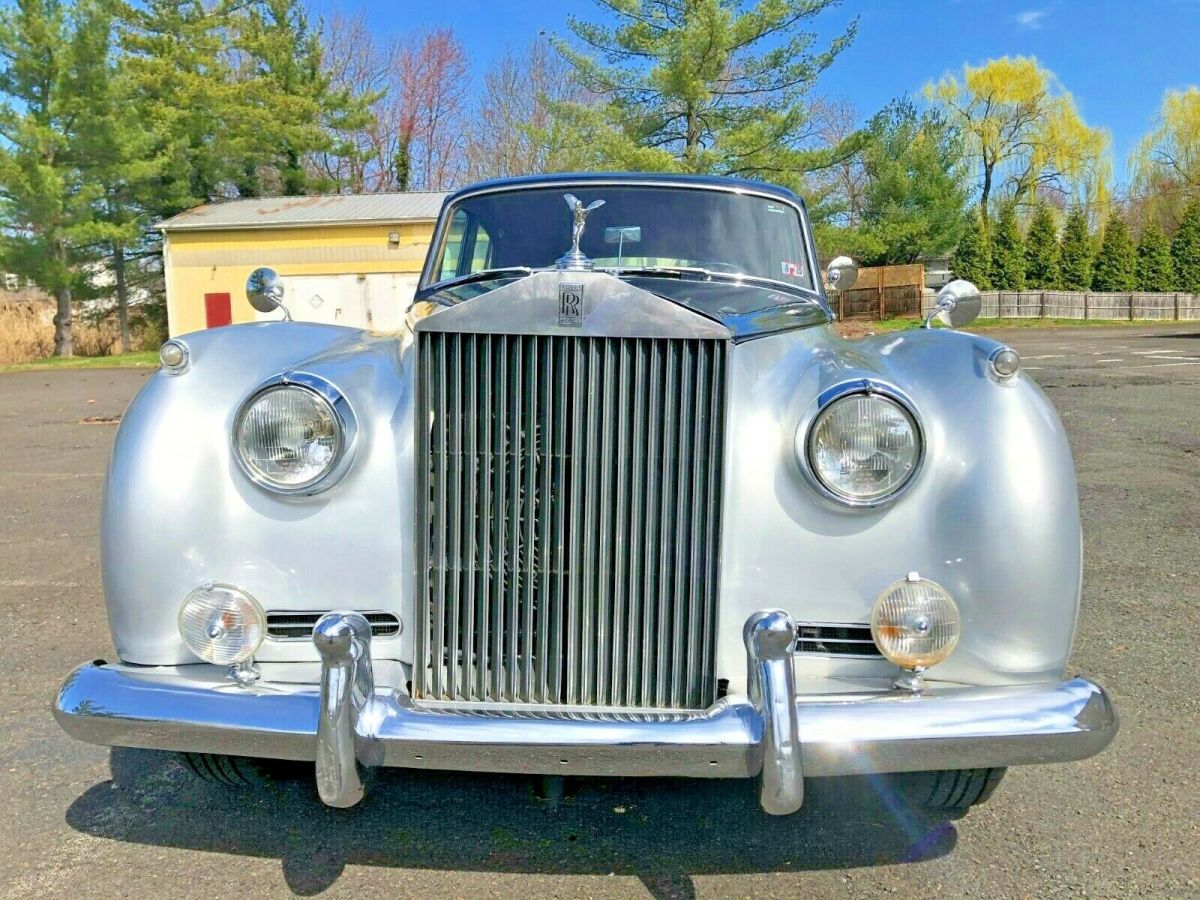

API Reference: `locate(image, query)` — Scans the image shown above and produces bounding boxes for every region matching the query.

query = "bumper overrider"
[53,610,1117,814]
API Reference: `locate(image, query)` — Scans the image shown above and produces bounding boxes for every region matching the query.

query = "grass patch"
[0,350,159,373]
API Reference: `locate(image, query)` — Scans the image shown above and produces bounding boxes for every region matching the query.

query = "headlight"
[178,583,266,665]
[870,574,960,671]
[234,378,349,493]
[804,389,921,504]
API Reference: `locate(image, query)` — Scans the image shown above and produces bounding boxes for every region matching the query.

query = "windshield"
[424,185,816,292]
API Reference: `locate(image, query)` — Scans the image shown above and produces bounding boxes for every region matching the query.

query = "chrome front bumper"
[53,610,1117,814]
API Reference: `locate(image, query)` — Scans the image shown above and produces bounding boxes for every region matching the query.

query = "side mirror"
[246,267,291,320]
[925,279,981,329]
[826,256,858,291]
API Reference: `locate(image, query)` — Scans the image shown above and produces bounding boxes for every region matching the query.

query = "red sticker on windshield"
[781,261,802,277]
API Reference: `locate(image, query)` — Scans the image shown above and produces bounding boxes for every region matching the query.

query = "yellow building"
[158,192,448,337]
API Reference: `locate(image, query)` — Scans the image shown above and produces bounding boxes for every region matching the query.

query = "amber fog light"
[871,573,959,690]
[178,583,266,665]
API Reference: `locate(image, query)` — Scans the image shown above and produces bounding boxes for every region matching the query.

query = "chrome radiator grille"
[414,332,726,710]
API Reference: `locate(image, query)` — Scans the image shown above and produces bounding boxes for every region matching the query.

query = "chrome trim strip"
[313,612,373,807]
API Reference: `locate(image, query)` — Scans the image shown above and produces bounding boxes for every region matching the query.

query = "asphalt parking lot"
[2,323,1197,899]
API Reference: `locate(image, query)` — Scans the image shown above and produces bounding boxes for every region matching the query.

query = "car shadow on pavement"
[66,748,958,898]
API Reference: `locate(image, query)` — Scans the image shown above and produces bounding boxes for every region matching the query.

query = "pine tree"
[117,0,241,206]
[988,202,1026,290]
[551,0,858,188]
[236,0,371,195]
[1172,198,1200,293]
[1024,204,1060,288]
[951,209,990,288]
[66,0,173,352]
[1091,214,1137,291]
[1135,220,1174,292]
[1059,205,1094,290]
[855,99,968,264]
[0,0,101,356]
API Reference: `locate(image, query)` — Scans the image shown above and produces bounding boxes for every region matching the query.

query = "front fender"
[716,324,1081,688]
[102,322,416,665]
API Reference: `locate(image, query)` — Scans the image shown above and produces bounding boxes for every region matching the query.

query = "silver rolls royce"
[53,174,1116,816]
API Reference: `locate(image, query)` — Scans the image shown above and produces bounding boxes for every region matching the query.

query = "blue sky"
[312,0,1200,185]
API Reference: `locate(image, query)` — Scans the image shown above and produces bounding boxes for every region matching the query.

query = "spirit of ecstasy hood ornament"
[556,193,605,271]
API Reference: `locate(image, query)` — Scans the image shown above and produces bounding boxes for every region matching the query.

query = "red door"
[204,292,232,328]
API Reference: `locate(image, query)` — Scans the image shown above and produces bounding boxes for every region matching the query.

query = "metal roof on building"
[158,192,449,232]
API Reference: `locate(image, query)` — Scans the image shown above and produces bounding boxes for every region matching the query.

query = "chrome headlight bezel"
[796,379,925,508]
[232,372,358,495]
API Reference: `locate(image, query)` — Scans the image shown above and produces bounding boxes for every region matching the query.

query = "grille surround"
[414,331,726,710]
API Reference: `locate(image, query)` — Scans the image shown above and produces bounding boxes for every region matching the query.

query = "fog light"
[871,572,959,691]
[178,583,266,665]
[989,346,1020,380]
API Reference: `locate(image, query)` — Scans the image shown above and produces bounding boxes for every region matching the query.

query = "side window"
[470,226,491,272]
[438,210,468,281]
[437,209,493,282]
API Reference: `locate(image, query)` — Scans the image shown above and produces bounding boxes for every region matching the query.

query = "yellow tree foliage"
[927,57,1110,221]
[1132,87,1200,226]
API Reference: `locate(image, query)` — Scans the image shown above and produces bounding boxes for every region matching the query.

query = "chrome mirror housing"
[924,279,981,329]
[825,256,858,292]
[246,267,291,320]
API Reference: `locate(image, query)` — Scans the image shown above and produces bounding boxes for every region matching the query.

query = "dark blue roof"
[445,172,803,206]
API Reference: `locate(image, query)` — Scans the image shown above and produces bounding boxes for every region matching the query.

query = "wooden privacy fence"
[830,264,925,319]
[915,291,1200,321]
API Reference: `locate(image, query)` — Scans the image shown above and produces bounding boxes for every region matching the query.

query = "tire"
[178,752,302,788]
[904,767,1007,814]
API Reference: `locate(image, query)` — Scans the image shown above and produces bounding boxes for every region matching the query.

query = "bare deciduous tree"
[310,10,389,192]
[403,29,468,190]
[465,38,588,182]
[804,98,866,227]
[313,15,467,192]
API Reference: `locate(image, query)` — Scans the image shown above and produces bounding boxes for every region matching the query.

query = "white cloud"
[1015,9,1047,29]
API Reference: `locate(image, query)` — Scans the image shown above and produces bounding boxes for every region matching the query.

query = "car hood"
[418,272,830,341]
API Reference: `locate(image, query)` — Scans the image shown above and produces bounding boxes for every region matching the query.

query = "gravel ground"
[1,323,1197,899]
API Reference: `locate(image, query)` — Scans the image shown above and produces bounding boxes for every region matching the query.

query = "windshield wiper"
[604,265,818,297]
[433,267,533,290]
[596,265,715,279]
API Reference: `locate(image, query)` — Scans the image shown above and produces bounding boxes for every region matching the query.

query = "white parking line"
[0,472,104,479]
[1100,361,1200,372]
[1024,354,1067,359]
[1130,349,1181,355]
[1096,359,1123,363]
[0,578,83,589]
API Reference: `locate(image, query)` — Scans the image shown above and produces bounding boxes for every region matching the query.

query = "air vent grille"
[266,611,401,640]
